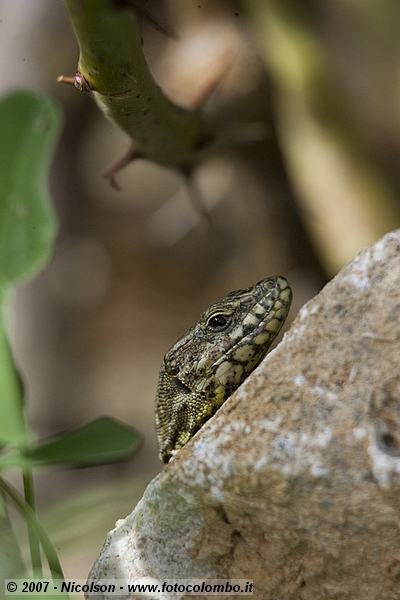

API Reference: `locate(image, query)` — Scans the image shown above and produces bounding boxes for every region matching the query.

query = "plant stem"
[0,477,64,579]
[22,468,42,576]
[62,0,204,168]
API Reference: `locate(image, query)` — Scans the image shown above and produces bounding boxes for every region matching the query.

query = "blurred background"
[1,0,400,579]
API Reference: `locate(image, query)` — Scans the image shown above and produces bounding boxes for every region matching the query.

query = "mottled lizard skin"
[155,276,292,463]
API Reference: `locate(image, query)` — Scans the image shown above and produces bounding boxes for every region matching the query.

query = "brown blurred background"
[1,0,400,579]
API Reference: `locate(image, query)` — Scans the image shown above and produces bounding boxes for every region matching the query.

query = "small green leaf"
[23,417,143,467]
[0,91,62,285]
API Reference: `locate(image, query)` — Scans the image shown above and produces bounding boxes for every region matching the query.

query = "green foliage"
[0,91,61,447]
[0,93,59,286]
[0,417,142,469]
[0,92,143,584]
[0,326,26,446]
[0,504,24,582]
[24,417,142,467]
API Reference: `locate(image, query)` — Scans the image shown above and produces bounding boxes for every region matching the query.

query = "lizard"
[155,276,293,463]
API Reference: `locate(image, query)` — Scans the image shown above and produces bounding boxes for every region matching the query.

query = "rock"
[86,230,400,599]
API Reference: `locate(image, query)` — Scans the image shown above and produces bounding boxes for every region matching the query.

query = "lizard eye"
[207,314,229,329]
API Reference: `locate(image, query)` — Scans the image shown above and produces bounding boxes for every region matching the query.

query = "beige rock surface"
[87,230,400,599]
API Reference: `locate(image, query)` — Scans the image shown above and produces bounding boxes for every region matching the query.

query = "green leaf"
[0,91,62,285]
[0,91,62,446]
[23,417,143,467]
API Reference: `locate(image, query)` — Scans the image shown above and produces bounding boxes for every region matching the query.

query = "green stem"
[62,0,204,168]
[0,477,64,579]
[22,468,42,576]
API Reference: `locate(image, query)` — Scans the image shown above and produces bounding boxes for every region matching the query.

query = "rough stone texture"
[87,230,400,599]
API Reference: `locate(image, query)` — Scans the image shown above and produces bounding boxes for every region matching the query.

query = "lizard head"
[156,276,292,462]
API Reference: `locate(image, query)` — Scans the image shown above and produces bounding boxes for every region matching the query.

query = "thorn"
[107,175,121,192]
[57,75,76,86]
[189,51,233,109]
[103,144,141,189]
[115,1,178,40]
[181,168,214,232]
[57,71,93,92]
